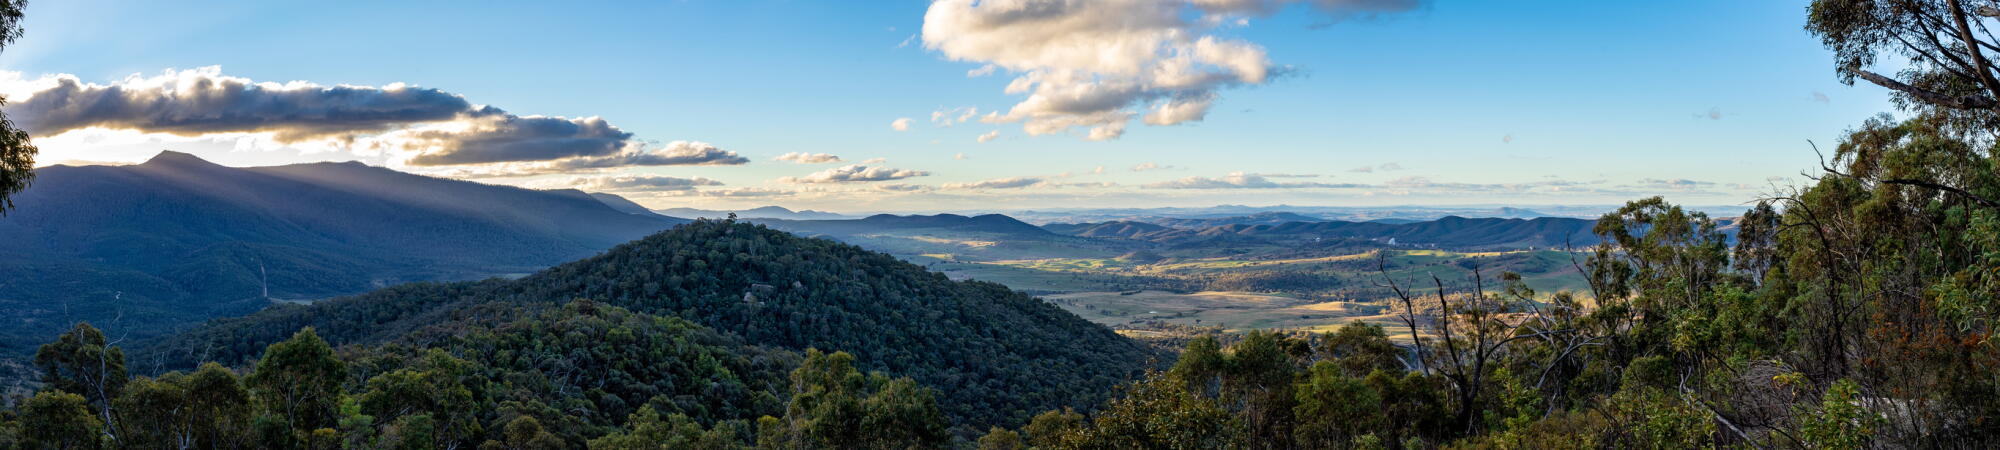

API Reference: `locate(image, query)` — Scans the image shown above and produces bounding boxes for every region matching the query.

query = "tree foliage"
[146,219,1160,432]
[0,0,32,216]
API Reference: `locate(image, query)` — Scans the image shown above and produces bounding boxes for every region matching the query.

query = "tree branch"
[1882,177,2000,208]
[1851,68,1999,110]
[1947,0,2000,102]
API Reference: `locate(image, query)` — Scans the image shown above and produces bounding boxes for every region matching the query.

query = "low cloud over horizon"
[779,164,931,184]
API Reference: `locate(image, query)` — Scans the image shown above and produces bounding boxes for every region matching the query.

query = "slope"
[0,152,686,356]
[143,219,1160,429]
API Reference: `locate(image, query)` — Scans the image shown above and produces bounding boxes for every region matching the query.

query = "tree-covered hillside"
[0,151,686,359]
[143,219,1161,431]
[2,302,956,448]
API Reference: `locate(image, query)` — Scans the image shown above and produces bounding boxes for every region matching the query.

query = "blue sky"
[0,0,1899,212]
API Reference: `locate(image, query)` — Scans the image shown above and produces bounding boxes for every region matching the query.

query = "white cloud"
[945,176,1047,190]
[954,153,969,160]
[1142,93,1216,125]
[774,152,844,164]
[1144,171,1359,189]
[537,141,748,169]
[930,106,980,127]
[1131,162,1172,172]
[563,175,724,192]
[891,117,914,131]
[780,164,931,183]
[1633,178,1717,190]
[921,0,1419,140]
[877,183,935,192]
[635,187,798,199]
[977,130,1000,143]
[3,67,741,171]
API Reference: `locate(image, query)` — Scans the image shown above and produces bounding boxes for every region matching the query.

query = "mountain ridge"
[0,151,686,356]
[1046,216,1601,249]
[656,205,850,220]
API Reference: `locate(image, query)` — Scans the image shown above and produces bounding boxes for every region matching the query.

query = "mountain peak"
[141,150,222,168]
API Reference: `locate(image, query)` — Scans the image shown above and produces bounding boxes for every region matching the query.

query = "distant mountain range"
[656,205,851,220]
[994,205,1568,224]
[755,213,1055,237]
[1046,216,1602,249]
[991,204,1757,225]
[586,192,671,217]
[0,151,686,355]
[1144,211,1332,228]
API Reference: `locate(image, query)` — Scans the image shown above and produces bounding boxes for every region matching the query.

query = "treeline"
[0,302,952,449]
[972,182,1996,448]
[961,2,2000,443]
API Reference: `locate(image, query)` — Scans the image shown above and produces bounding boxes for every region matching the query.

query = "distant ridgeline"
[0,152,685,357]
[1042,216,1617,250]
[757,211,1648,253]
[755,213,1058,238]
[142,219,1160,430]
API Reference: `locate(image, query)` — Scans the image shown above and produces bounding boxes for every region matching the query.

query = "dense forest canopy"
[134,219,1160,435]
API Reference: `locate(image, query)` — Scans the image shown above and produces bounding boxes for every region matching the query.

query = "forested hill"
[0,151,685,357]
[143,219,1160,429]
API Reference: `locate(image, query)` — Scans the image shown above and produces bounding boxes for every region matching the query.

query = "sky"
[0,0,1902,212]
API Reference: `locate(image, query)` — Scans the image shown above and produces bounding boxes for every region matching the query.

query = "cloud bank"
[3,67,742,169]
[774,152,844,164]
[9,67,477,141]
[780,164,931,183]
[945,176,1047,190]
[566,175,725,192]
[1144,172,1360,189]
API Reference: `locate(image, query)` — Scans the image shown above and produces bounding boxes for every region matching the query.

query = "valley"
[753,212,1602,345]
[4,1,1992,446]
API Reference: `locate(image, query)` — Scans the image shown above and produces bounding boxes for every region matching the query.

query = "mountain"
[1145,211,1328,228]
[997,205,1592,224]
[0,152,687,356]
[655,205,850,220]
[756,213,1054,237]
[1041,220,1175,240]
[585,192,668,217]
[1048,216,1600,250]
[143,219,1159,429]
